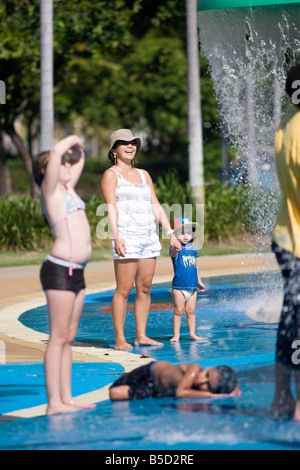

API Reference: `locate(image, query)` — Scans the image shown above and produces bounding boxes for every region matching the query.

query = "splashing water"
[198,5,300,313]
[198,5,300,233]
[198,5,300,187]
[198,4,300,320]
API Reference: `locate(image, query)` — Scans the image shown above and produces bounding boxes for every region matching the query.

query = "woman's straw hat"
[108,129,141,157]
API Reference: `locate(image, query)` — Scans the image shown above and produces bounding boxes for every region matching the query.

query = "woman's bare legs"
[112,258,163,349]
[134,258,163,346]
[112,260,137,350]
[44,289,94,416]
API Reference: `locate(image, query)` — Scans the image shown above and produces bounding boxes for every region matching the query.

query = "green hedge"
[0,176,280,252]
[0,196,51,251]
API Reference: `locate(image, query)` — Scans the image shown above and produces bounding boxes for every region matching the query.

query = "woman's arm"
[101,169,126,257]
[142,170,181,251]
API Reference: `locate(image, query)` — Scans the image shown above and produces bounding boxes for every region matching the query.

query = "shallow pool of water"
[2,272,300,450]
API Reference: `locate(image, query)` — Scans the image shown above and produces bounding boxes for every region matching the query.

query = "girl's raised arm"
[42,135,84,194]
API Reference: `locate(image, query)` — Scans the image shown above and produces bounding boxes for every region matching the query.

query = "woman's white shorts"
[112,232,162,260]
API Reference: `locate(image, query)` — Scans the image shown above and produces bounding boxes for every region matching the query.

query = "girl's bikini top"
[45,188,86,276]
[51,189,86,232]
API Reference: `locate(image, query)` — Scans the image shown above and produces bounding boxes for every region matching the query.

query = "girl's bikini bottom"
[40,255,86,294]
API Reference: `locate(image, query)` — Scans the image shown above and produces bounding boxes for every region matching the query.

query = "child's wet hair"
[210,366,237,394]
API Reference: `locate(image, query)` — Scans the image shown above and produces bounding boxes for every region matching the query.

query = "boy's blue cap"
[173,217,198,232]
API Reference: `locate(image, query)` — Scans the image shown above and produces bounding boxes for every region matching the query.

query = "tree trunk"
[0,133,13,196]
[186,0,205,205]
[5,124,39,198]
[40,0,54,151]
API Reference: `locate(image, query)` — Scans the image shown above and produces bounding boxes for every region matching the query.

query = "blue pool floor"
[0,362,124,416]
[1,362,300,450]
[1,273,300,450]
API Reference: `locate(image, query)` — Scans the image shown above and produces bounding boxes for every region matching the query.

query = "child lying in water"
[109,360,241,401]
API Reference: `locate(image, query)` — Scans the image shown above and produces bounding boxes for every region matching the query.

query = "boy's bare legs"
[170,289,185,342]
[186,291,203,341]
[271,362,295,419]
[112,260,137,350]
[134,258,163,346]
[171,290,203,341]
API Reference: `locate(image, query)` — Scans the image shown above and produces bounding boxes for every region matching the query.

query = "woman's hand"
[114,235,126,257]
[170,233,181,252]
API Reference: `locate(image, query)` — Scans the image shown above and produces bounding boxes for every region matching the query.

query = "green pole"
[198,0,300,10]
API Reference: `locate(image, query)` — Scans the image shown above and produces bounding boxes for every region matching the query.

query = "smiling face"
[114,140,138,165]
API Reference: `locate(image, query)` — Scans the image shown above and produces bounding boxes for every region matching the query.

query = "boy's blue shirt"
[170,243,199,290]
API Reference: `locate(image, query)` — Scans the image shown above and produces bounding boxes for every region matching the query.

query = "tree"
[0,0,41,196]
[0,0,221,196]
[186,0,205,204]
[0,0,139,194]
[40,0,54,151]
[57,1,190,181]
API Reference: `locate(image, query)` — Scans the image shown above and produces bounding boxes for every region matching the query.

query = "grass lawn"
[0,243,262,268]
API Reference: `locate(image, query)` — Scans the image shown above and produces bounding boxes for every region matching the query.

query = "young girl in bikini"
[33,135,95,416]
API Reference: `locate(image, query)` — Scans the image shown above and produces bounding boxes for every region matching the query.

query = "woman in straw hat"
[101,129,181,350]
